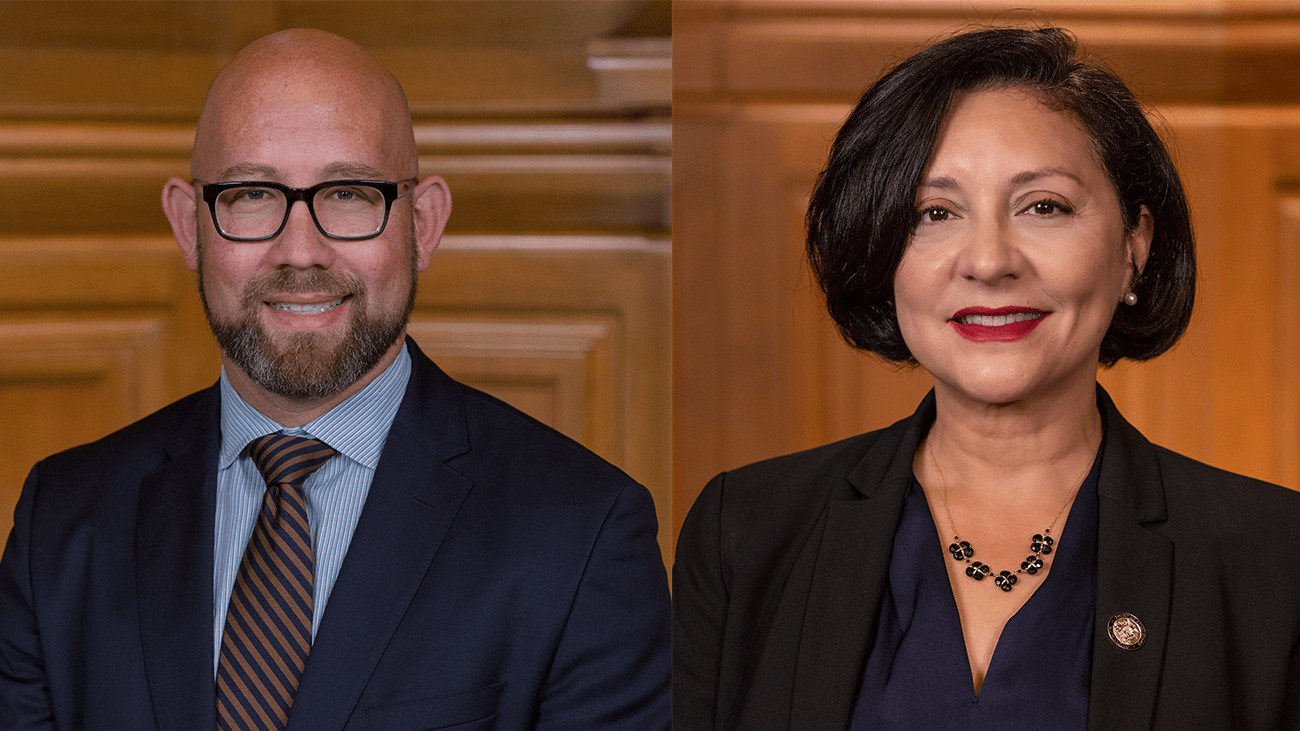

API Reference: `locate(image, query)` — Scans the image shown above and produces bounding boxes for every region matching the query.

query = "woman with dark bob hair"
[674,25,1300,730]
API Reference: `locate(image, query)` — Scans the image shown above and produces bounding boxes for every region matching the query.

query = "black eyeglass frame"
[198,178,417,242]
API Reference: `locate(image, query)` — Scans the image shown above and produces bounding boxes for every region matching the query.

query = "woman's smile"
[949,306,1049,342]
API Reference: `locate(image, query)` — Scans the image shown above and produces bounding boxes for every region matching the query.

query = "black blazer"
[0,338,671,730]
[674,387,1300,730]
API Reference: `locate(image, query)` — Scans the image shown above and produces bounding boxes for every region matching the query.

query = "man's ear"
[410,175,452,272]
[162,177,200,271]
[1125,204,1154,292]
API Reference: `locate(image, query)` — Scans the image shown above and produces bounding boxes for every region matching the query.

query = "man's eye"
[322,186,380,205]
[220,187,279,208]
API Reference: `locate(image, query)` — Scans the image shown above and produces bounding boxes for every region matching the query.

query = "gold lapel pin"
[1107,612,1147,650]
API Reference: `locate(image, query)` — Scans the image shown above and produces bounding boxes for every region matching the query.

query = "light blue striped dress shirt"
[212,344,411,674]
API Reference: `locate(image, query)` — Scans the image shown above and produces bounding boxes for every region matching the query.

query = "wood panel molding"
[676,0,1300,19]
[0,236,183,307]
[0,120,670,156]
[0,0,669,119]
[587,37,672,105]
[0,317,168,419]
[421,244,670,559]
[0,120,671,236]
[1275,196,1300,488]
[439,234,669,253]
[409,316,621,459]
[676,0,1300,105]
[0,316,169,541]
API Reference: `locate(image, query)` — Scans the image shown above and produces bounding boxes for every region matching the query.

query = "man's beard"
[197,233,418,401]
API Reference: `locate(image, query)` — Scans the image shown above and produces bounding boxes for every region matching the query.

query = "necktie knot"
[248,433,336,487]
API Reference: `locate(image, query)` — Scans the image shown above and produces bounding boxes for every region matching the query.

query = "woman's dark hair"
[806,26,1195,366]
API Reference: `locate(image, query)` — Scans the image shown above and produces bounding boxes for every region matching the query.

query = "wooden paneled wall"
[673,0,1300,541]
[0,1,672,561]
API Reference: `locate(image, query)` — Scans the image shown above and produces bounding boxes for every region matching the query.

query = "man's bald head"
[162,28,452,420]
[192,28,418,182]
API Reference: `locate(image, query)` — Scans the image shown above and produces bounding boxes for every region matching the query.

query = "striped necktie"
[217,433,336,731]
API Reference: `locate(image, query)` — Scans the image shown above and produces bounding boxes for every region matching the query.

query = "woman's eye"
[1026,199,1072,216]
[918,207,950,223]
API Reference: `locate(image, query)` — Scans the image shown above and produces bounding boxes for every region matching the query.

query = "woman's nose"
[958,216,1021,284]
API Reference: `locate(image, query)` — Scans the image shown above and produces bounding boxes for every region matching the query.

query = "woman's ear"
[1125,205,1154,291]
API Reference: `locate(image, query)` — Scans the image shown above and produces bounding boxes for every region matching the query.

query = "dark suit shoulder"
[1152,444,1300,541]
[680,427,894,590]
[16,385,217,553]
[709,429,888,532]
[451,381,637,497]
[33,386,214,483]
[723,429,887,494]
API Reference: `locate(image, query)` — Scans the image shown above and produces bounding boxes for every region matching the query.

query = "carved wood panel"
[0,318,169,538]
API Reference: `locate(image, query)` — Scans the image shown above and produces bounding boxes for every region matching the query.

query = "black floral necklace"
[929,444,1090,592]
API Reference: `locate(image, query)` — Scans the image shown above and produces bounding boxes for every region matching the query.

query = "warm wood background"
[673,0,1300,543]
[0,1,672,561]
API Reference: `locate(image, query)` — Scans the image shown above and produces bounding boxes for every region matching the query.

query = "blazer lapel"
[288,341,475,730]
[1088,388,1173,731]
[788,394,934,729]
[136,387,221,731]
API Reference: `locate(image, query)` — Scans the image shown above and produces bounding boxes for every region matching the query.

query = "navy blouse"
[850,453,1101,730]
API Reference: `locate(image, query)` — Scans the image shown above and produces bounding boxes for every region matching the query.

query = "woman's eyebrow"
[918,175,961,191]
[1010,167,1086,187]
[920,168,1086,191]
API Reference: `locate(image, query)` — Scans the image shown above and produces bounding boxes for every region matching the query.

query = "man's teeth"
[958,311,1043,327]
[268,298,345,315]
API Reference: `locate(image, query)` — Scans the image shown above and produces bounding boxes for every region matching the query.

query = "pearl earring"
[1123,292,1138,306]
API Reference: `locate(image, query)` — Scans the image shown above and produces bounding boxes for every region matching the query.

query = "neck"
[919,373,1103,506]
[221,337,404,428]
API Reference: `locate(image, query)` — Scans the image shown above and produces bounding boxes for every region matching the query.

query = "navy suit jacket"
[0,339,670,730]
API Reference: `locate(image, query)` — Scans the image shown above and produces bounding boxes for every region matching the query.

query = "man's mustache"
[239,269,365,308]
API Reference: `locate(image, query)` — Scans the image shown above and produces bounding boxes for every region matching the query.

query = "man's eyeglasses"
[198,179,417,242]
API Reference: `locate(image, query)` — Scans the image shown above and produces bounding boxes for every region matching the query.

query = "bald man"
[0,29,670,731]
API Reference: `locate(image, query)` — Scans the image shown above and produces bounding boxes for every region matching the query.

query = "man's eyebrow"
[212,162,388,182]
[216,162,283,181]
[320,162,386,179]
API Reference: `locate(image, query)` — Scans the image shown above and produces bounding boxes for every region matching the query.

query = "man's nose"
[268,199,336,269]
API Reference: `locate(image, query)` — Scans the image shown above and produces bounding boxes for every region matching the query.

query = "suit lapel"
[788,483,909,728]
[136,387,221,731]
[288,341,474,730]
[1088,388,1173,731]
[788,394,933,729]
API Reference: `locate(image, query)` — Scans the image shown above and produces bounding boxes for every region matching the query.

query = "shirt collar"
[218,342,412,469]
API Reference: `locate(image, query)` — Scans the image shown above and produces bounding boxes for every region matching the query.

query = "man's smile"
[265,296,347,315]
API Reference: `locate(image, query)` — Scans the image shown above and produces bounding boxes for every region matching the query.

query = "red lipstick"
[949,306,1049,343]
